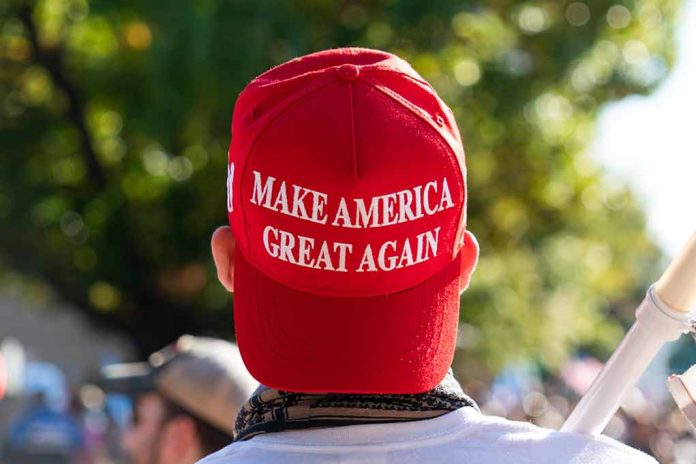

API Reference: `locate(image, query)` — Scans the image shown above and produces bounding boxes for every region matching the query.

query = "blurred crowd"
[466,364,696,463]
[0,365,128,463]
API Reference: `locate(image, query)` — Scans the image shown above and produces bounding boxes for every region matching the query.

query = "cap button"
[336,64,360,80]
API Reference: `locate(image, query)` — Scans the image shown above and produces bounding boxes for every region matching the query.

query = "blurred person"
[102,335,257,464]
[203,48,657,463]
[0,352,6,399]
[3,392,84,464]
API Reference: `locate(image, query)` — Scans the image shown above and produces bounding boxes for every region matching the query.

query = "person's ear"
[459,230,479,294]
[211,226,235,292]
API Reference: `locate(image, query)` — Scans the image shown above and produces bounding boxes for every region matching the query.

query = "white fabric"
[198,407,656,463]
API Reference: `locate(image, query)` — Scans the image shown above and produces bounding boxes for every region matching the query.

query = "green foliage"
[0,0,678,370]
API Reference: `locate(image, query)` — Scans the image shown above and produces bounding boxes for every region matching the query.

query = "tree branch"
[18,5,107,189]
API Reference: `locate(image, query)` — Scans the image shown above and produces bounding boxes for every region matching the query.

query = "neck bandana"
[234,370,477,441]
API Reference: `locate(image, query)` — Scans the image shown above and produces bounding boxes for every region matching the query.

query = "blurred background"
[1,0,695,462]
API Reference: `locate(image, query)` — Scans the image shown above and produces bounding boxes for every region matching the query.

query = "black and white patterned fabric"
[234,370,477,441]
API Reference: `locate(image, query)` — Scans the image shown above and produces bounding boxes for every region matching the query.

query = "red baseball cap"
[227,47,478,394]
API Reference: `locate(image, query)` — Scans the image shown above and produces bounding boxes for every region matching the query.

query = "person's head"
[212,47,478,396]
[103,336,257,464]
[121,390,232,464]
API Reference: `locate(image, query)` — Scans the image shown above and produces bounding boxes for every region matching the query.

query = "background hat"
[102,335,257,435]
[227,47,477,394]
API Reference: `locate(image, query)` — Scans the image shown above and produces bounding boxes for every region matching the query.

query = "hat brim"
[100,362,155,394]
[233,250,464,394]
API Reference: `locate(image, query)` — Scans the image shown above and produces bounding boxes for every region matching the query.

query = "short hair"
[160,394,233,456]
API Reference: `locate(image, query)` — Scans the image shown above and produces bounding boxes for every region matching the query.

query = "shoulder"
[463,411,657,463]
[196,445,239,464]
[196,442,283,464]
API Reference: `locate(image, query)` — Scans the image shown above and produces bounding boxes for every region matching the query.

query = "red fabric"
[227,47,476,393]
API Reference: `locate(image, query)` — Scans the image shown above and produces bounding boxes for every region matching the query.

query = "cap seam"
[251,66,335,90]
[364,66,433,91]
[347,80,359,178]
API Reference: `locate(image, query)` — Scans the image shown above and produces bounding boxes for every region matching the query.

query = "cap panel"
[361,74,469,252]
[363,72,465,164]
[235,78,464,297]
[229,74,339,253]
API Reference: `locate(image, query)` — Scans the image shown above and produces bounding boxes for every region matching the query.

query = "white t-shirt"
[198,407,656,463]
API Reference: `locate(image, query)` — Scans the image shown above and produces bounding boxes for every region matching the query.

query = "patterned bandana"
[234,370,477,441]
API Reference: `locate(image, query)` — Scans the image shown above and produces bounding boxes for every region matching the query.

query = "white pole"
[561,233,696,435]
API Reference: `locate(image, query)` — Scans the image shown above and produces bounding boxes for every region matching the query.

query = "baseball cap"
[227,47,478,394]
[101,335,257,435]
